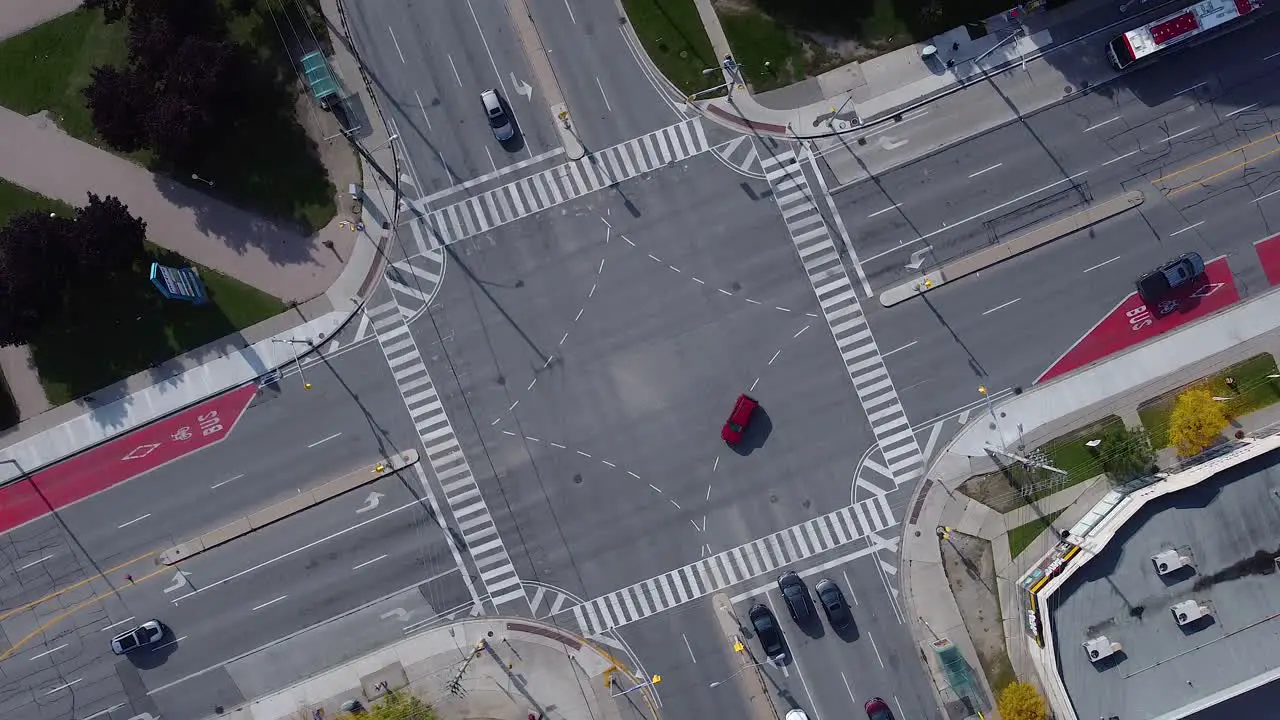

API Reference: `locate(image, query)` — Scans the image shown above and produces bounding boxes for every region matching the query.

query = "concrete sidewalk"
[0,0,406,485]
[901,282,1280,716]
[688,0,1171,139]
[212,618,652,720]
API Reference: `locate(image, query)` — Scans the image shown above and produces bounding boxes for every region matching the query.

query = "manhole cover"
[573,474,583,484]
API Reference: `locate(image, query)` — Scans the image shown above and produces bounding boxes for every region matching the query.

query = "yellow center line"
[1169,144,1280,197]
[0,564,171,662]
[0,550,157,623]
[1157,129,1280,184]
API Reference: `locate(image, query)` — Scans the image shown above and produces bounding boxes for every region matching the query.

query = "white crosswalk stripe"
[552,496,896,635]
[761,150,924,487]
[710,136,764,178]
[383,226,446,320]
[365,300,526,610]
[404,119,711,255]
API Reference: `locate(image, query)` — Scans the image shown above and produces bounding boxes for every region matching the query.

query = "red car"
[864,697,892,720]
[721,394,758,445]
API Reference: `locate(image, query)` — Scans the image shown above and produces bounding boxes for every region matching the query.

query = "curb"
[159,450,418,565]
[880,190,1144,306]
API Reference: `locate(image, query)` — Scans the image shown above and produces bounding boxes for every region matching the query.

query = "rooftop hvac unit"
[1171,599,1210,626]
[1083,636,1122,662]
[1152,549,1193,575]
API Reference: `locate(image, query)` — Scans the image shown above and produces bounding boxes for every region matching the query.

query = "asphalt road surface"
[401,150,941,718]
[845,14,1280,427]
[344,0,687,205]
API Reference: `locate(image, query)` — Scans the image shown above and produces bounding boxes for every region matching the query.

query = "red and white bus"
[1106,0,1262,70]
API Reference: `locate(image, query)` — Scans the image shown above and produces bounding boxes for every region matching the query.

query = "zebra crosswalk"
[761,149,924,488]
[553,495,897,636]
[364,299,526,610]
[404,118,711,253]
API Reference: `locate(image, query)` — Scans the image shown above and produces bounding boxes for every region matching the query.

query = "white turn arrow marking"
[357,491,385,514]
[905,246,932,271]
[163,571,190,594]
[380,607,412,622]
[510,72,533,100]
[880,136,908,150]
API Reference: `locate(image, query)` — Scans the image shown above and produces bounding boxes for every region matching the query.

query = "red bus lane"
[1254,232,1280,286]
[0,384,258,534]
[1038,256,1239,383]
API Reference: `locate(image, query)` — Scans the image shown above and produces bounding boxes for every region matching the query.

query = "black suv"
[778,571,815,625]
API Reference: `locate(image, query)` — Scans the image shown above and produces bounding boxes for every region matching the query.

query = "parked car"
[777,571,815,625]
[480,89,515,142]
[815,577,852,630]
[721,393,759,446]
[749,603,785,660]
[1136,251,1204,305]
[864,697,893,720]
[110,620,165,655]
[785,710,810,720]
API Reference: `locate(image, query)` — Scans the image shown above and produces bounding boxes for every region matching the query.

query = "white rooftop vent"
[1152,549,1193,575]
[1083,636,1122,662]
[1171,599,1210,626]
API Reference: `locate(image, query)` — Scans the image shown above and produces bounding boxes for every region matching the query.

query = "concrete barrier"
[879,191,1145,307]
[159,450,418,565]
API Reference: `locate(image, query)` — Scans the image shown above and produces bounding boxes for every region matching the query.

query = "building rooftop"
[1049,450,1280,720]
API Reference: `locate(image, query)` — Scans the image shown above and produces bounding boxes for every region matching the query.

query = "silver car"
[110,619,165,655]
[480,89,515,142]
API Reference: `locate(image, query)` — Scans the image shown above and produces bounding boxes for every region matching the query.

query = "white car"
[480,89,515,142]
[110,620,165,655]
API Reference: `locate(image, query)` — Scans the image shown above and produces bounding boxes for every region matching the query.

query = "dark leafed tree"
[71,194,147,280]
[144,91,208,168]
[81,0,132,24]
[0,213,76,347]
[82,65,150,152]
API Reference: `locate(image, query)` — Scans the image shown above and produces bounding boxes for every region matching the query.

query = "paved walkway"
[0,0,81,41]
[0,0,405,484]
[902,283,1280,716]
[0,105,349,303]
[212,618,651,720]
[689,0,1173,138]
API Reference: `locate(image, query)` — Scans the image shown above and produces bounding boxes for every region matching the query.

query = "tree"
[997,681,1047,720]
[1098,424,1155,482]
[362,691,438,720]
[0,213,76,347]
[82,65,150,152]
[1168,387,1229,457]
[71,193,147,279]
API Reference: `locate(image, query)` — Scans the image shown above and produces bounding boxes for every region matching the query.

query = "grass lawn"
[1008,509,1064,560]
[1041,416,1127,485]
[0,4,335,233]
[718,9,814,92]
[621,0,723,96]
[1139,354,1280,449]
[0,178,75,226]
[31,244,286,406]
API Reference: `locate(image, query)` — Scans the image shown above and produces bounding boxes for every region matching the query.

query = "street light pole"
[272,338,313,390]
[978,385,1004,450]
[368,133,400,153]
[708,656,780,688]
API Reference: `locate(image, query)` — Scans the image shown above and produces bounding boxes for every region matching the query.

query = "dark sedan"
[749,603,786,661]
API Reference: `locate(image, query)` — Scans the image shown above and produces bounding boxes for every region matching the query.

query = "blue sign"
[149,262,208,304]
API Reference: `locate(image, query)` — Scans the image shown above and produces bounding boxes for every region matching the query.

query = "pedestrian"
[125,574,134,584]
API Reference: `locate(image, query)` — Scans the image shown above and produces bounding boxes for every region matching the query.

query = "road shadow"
[730,406,773,456]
